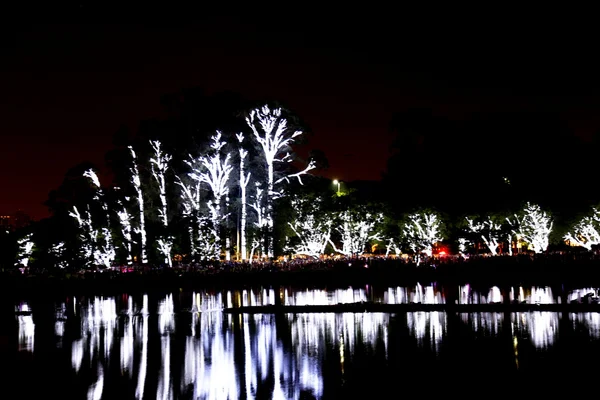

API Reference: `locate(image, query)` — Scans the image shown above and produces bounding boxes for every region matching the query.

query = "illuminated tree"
[465,216,503,255]
[458,237,469,257]
[285,196,332,259]
[69,206,94,267]
[246,105,316,258]
[402,211,444,259]
[15,233,34,267]
[129,146,148,264]
[115,194,134,266]
[236,132,251,260]
[176,174,201,259]
[83,169,116,268]
[50,242,68,269]
[507,202,553,253]
[564,208,600,250]
[249,182,267,259]
[186,131,233,259]
[150,140,173,267]
[385,238,401,257]
[329,210,383,257]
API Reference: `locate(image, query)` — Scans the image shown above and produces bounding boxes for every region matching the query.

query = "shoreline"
[4,260,600,300]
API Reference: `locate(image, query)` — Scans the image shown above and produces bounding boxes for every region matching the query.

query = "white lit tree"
[15,233,34,267]
[50,242,68,269]
[246,105,316,258]
[564,208,600,251]
[69,206,94,267]
[83,169,116,268]
[236,132,251,261]
[465,216,503,255]
[458,237,469,257]
[329,209,383,257]
[176,173,201,259]
[385,238,402,257]
[507,202,553,253]
[150,140,173,267]
[186,131,233,259]
[402,211,444,259]
[129,146,148,264]
[249,182,267,259]
[115,193,134,266]
[285,196,332,259]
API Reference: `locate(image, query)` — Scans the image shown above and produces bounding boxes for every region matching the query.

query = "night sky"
[2,5,599,220]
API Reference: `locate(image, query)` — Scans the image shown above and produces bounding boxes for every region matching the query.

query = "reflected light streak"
[55,302,66,341]
[570,312,600,339]
[407,312,446,350]
[286,288,367,306]
[120,315,134,377]
[568,288,598,303]
[17,314,35,352]
[529,287,554,304]
[182,297,239,399]
[410,283,444,304]
[488,286,502,303]
[158,294,175,400]
[87,363,104,400]
[135,306,148,400]
[461,313,503,335]
[512,312,559,349]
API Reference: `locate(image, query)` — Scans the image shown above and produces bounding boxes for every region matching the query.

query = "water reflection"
[407,312,446,350]
[460,313,503,335]
[285,287,367,305]
[183,292,238,399]
[16,302,34,352]
[385,283,444,304]
[10,286,600,398]
[512,312,559,348]
[570,312,600,338]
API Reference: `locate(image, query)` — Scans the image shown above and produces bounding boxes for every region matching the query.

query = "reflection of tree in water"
[512,312,559,349]
[385,284,444,304]
[16,302,34,352]
[284,288,368,306]
[182,292,239,399]
[406,312,446,351]
[570,312,600,339]
[460,312,504,335]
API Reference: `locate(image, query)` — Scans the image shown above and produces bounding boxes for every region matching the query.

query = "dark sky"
[2,5,600,220]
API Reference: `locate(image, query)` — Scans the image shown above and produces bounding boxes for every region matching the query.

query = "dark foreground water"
[3,284,600,399]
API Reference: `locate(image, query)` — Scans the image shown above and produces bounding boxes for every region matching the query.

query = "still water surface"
[4,284,600,399]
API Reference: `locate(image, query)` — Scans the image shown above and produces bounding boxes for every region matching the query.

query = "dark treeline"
[2,89,600,272]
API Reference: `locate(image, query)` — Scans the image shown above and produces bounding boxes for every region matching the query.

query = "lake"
[3,283,600,399]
